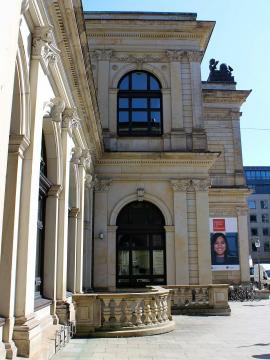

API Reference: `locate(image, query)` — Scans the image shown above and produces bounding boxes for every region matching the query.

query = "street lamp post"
[254,237,261,289]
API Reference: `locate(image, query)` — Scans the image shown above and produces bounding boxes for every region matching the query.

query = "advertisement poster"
[209,218,240,271]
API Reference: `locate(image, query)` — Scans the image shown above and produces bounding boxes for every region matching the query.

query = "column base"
[56,299,75,325]
[4,340,17,359]
[13,314,41,358]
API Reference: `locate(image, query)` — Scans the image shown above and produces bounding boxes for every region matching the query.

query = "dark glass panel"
[131,72,147,90]
[150,111,161,124]
[150,98,160,108]
[153,250,164,275]
[119,111,129,123]
[150,76,160,90]
[132,98,147,108]
[118,250,130,275]
[152,234,163,248]
[118,234,130,250]
[132,250,150,275]
[119,98,129,108]
[119,76,129,90]
[131,234,149,249]
[132,111,148,122]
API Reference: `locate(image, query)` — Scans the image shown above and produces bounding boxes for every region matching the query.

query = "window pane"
[251,228,258,236]
[250,215,257,222]
[119,98,129,108]
[261,200,268,209]
[132,98,147,108]
[151,111,161,124]
[119,76,129,90]
[264,242,270,252]
[150,76,160,90]
[263,228,269,236]
[248,200,256,209]
[153,250,164,275]
[119,111,129,123]
[132,250,150,275]
[152,234,163,248]
[131,72,147,90]
[132,111,148,122]
[150,98,160,108]
[118,250,129,275]
[262,214,269,223]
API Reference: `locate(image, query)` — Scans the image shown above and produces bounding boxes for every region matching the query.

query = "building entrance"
[116,201,166,288]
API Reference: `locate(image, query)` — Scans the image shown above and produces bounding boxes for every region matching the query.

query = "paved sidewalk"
[53,300,270,360]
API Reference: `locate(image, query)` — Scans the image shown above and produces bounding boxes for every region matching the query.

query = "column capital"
[85,174,95,189]
[43,97,65,123]
[92,49,113,61]
[69,207,80,218]
[62,107,81,130]
[236,206,249,216]
[94,178,112,193]
[186,50,204,63]
[170,179,191,192]
[8,135,30,158]
[192,178,211,192]
[32,26,60,66]
[71,147,82,164]
[47,184,62,197]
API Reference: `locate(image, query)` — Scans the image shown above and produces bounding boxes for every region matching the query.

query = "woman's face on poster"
[214,236,226,256]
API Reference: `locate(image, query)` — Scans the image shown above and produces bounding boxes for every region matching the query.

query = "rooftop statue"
[207,58,235,82]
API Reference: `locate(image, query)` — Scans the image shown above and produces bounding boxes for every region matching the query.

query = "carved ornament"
[192,179,211,192]
[71,147,82,164]
[43,97,65,123]
[32,26,60,66]
[62,107,80,129]
[137,188,145,202]
[94,178,112,192]
[171,179,191,192]
[92,49,113,61]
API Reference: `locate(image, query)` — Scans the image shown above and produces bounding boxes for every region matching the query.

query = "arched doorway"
[116,201,166,288]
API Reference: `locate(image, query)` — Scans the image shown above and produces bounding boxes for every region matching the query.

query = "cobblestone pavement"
[53,300,270,360]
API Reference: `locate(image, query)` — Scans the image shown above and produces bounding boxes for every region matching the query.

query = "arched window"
[117,71,162,136]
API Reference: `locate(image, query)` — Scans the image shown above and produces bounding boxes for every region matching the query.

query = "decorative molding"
[85,174,95,189]
[32,26,60,66]
[62,107,80,129]
[92,49,113,61]
[69,207,80,218]
[8,135,30,158]
[110,53,166,64]
[94,178,112,193]
[170,179,191,192]
[80,149,92,171]
[47,184,62,197]
[166,50,203,62]
[192,178,211,192]
[43,97,65,122]
[137,188,145,202]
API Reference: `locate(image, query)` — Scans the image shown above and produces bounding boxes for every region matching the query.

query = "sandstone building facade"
[0,1,250,358]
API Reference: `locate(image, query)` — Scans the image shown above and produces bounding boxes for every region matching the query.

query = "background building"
[245,166,270,263]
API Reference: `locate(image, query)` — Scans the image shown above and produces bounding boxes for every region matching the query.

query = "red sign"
[213,219,225,232]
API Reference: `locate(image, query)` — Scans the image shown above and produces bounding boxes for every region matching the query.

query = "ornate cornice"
[203,89,251,105]
[166,50,203,62]
[32,26,60,67]
[94,178,112,193]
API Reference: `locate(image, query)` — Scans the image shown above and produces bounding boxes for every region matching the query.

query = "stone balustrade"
[165,284,231,315]
[73,286,175,337]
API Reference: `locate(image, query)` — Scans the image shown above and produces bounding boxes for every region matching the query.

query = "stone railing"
[73,286,175,337]
[165,285,230,316]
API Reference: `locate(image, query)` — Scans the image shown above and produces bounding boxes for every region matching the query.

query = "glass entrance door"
[117,232,166,287]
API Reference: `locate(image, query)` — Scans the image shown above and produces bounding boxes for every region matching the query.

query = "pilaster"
[164,225,176,285]
[236,207,250,283]
[193,178,212,285]
[93,178,112,289]
[170,179,190,285]
[107,225,118,291]
[67,207,79,293]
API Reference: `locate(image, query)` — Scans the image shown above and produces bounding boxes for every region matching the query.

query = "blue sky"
[82,0,270,166]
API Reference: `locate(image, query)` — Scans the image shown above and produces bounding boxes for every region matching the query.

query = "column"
[236,207,250,283]
[231,110,245,186]
[83,175,94,291]
[0,135,29,359]
[93,178,111,289]
[56,109,78,300]
[164,225,176,285]
[13,26,59,357]
[67,207,79,293]
[43,184,62,321]
[193,179,212,285]
[171,179,190,284]
[107,226,118,291]
[75,153,87,293]
[0,1,22,256]
[95,49,112,129]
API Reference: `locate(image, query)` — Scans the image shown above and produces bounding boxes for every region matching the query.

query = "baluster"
[162,296,168,321]
[135,301,143,326]
[202,287,209,304]
[114,299,122,327]
[150,297,158,324]
[124,300,133,326]
[102,298,111,326]
[143,299,152,325]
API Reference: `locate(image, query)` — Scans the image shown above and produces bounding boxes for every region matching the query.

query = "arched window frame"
[117,71,163,136]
